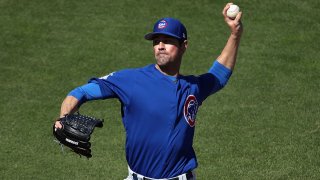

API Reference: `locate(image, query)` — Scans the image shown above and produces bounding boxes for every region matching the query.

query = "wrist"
[59,113,68,118]
[230,33,242,40]
[55,117,62,121]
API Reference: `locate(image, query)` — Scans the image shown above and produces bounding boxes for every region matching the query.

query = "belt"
[132,170,194,180]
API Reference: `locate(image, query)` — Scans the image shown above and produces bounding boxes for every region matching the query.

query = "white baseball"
[227,4,240,19]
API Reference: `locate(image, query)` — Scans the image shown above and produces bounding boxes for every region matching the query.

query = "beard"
[154,52,182,76]
[155,53,171,66]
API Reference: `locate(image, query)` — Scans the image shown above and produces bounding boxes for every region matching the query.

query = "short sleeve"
[198,61,232,101]
[88,69,135,106]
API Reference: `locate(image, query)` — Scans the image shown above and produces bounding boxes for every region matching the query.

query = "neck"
[155,64,180,77]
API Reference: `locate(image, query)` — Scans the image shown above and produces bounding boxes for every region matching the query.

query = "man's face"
[153,35,187,67]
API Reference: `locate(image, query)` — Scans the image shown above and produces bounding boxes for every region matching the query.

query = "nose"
[158,42,165,50]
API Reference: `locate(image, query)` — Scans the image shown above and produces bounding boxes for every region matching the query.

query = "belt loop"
[187,170,196,180]
[132,173,138,180]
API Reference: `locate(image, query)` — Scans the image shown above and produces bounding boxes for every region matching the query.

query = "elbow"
[219,78,229,88]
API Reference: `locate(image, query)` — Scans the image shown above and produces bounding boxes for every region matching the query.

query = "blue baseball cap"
[144,17,187,41]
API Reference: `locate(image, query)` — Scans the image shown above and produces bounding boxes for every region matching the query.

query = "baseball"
[227,4,240,19]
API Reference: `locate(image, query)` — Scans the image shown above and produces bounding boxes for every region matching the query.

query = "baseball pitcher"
[54,3,243,180]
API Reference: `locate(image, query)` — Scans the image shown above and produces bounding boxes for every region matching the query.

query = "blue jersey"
[69,61,232,178]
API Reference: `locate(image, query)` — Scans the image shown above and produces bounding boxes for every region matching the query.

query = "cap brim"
[144,32,182,41]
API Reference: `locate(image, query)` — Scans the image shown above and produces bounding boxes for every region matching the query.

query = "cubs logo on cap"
[158,20,168,29]
[144,17,187,41]
[184,95,198,127]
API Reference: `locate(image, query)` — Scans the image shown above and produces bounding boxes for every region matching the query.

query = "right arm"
[216,3,243,70]
[198,3,243,101]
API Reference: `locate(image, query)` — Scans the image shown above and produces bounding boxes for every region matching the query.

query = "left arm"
[217,3,243,70]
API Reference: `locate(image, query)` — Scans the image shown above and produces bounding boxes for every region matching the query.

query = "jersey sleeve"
[88,69,134,106]
[68,81,116,103]
[198,60,232,101]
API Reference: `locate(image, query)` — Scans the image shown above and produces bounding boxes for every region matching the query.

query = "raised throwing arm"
[217,3,243,70]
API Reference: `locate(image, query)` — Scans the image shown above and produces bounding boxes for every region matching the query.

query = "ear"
[183,40,188,49]
[180,40,188,53]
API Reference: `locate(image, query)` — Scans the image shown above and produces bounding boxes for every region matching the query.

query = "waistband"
[127,166,195,180]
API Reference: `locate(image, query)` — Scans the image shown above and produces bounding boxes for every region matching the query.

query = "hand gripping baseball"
[223,3,243,38]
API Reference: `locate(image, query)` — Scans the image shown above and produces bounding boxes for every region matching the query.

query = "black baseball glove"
[53,113,104,158]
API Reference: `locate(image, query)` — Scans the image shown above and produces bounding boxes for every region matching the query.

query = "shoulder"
[179,74,200,84]
[117,65,154,75]
[100,65,153,80]
[179,73,217,89]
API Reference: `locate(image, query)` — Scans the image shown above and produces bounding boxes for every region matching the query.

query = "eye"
[164,39,174,44]
[153,40,160,46]
[164,39,179,45]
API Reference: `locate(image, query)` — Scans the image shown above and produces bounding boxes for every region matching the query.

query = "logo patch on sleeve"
[184,95,199,127]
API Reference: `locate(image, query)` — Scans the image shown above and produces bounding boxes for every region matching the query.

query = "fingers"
[55,121,62,129]
[222,3,233,17]
[221,3,243,37]
[222,3,243,25]
[235,11,242,22]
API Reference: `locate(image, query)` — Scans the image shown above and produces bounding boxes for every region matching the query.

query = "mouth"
[157,52,168,56]
[156,53,170,62]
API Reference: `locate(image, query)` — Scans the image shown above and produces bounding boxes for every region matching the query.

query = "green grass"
[1,0,319,179]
